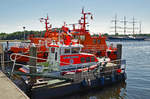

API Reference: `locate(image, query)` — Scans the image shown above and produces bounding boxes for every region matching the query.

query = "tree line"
[0,30,150,40]
[0,31,45,40]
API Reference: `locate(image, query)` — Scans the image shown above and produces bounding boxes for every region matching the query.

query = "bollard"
[6,41,9,51]
[117,44,122,59]
[117,44,122,68]
[29,47,37,85]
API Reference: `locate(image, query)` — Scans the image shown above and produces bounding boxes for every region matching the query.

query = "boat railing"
[9,53,126,82]
[67,59,126,81]
[14,42,30,48]
[83,44,107,50]
[10,53,72,75]
[12,39,51,49]
[10,53,47,75]
[96,59,126,77]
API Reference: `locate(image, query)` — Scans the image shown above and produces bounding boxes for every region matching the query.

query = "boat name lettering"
[63,56,79,59]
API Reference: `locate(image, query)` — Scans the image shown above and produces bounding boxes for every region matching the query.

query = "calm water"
[64,41,150,99]
[1,41,150,99]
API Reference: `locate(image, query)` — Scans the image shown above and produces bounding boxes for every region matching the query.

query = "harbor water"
[63,41,150,99]
[1,41,150,99]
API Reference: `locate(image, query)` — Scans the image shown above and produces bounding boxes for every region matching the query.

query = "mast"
[123,16,127,35]
[139,21,142,34]
[23,26,26,40]
[132,17,135,35]
[130,16,139,36]
[40,15,51,38]
[120,16,128,35]
[80,8,93,32]
[114,14,117,34]
[83,11,86,30]
[111,14,119,35]
[45,15,49,32]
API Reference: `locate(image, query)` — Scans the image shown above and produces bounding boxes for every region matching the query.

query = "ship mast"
[45,15,49,32]
[40,15,52,38]
[114,14,117,34]
[79,8,93,32]
[130,16,138,36]
[123,16,127,35]
[120,16,128,35]
[111,14,119,35]
[132,17,135,35]
[139,21,142,34]
[23,26,26,40]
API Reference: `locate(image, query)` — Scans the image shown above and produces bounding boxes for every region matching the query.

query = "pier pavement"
[0,71,29,99]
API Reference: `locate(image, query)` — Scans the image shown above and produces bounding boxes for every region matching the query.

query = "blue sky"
[0,0,150,34]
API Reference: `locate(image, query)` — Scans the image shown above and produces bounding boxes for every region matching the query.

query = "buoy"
[18,67,28,73]
[116,69,122,73]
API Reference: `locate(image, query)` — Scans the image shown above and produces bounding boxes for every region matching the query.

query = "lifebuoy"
[43,52,48,58]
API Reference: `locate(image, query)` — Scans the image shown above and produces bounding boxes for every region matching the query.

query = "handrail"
[10,53,71,65]
[9,52,126,78]
[10,53,126,67]
[10,53,47,62]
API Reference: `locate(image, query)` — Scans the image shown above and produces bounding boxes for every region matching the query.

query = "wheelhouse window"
[73,35,79,39]
[80,35,85,41]
[86,57,91,62]
[81,57,85,63]
[64,48,70,54]
[93,39,96,44]
[98,40,101,44]
[71,47,80,54]
[91,56,95,62]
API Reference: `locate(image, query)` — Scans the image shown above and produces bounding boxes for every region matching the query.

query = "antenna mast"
[80,8,93,32]
[40,15,52,38]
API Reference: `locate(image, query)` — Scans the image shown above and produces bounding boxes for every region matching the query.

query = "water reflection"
[62,82,127,99]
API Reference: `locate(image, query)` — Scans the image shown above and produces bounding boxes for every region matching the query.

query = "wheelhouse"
[47,43,98,73]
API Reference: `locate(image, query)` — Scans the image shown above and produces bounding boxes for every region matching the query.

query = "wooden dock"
[0,71,29,99]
